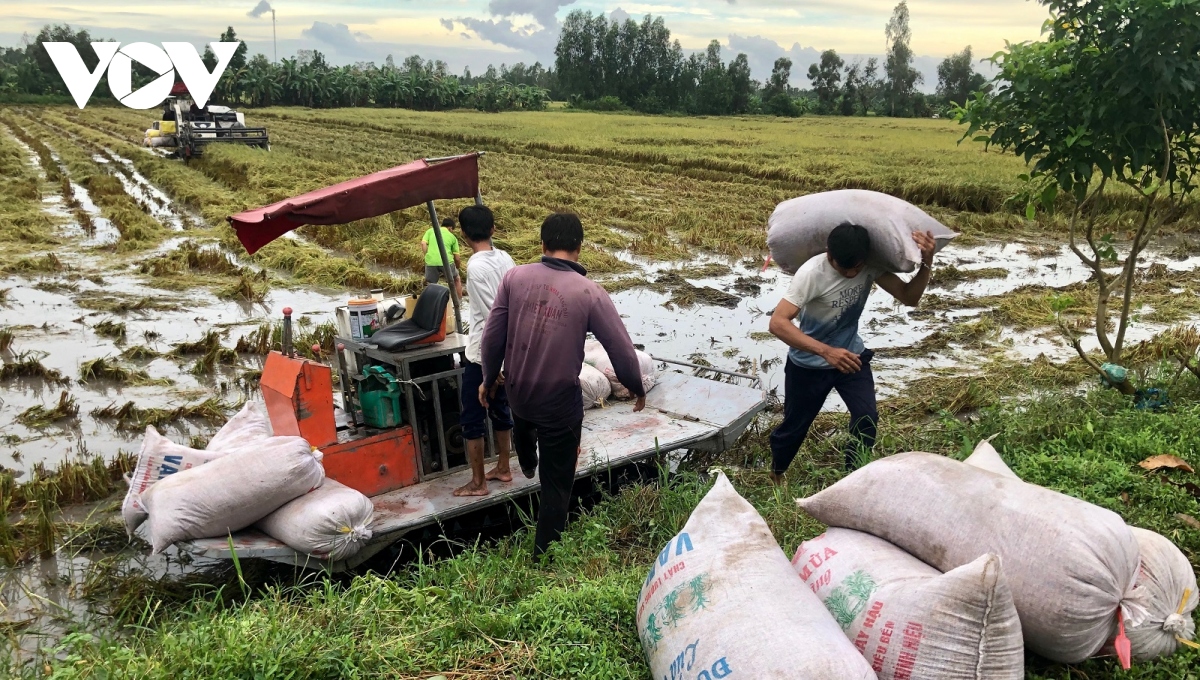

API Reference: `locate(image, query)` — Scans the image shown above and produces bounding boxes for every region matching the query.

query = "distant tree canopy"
[554,11,785,116]
[937,46,987,107]
[2,15,989,117]
[0,24,549,112]
[884,0,923,116]
[226,51,550,111]
[807,49,844,114]
[0,25,116,101]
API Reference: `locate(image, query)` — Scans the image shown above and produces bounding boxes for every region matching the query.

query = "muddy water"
[608,241,1200,409]
[0,271,346,478]
[6,238,1197,476]
[1,520,224,661]
[92,153,185,231]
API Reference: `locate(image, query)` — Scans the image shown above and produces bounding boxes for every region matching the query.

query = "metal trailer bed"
[179,365,766,572]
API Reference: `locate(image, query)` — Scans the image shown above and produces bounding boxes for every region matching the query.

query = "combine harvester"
[180,152,767,571]
[143,83,269,158]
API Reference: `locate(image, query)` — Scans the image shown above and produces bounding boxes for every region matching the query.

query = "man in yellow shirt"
[421,217,463,297]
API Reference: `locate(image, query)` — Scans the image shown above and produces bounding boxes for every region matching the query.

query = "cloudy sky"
[0,0,1049,89]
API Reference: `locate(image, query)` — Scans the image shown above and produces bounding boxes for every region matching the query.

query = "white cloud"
[727,34,819,83]
[443,0,575,62]
[301,21,371,53]
[247,1,273,19]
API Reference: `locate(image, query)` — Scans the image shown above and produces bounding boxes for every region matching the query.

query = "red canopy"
[228,153,481,254]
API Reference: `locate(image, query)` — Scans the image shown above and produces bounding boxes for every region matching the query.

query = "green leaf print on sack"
[640,573,713,652]
[824,570,877,630]
[687,575,710,612]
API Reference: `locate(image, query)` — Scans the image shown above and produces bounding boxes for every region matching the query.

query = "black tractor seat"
[369,285,450,352]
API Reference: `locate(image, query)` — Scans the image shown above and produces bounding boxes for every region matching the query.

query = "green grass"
[6,381,1197,679]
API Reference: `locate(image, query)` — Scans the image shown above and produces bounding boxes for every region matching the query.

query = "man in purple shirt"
[479,212,646,556]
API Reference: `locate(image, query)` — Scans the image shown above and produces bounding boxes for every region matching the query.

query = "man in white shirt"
[768,223,937,481]
[453,205,517,497]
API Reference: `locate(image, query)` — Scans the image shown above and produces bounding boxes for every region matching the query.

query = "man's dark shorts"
[459,360,513,440]
[425,265,459,284]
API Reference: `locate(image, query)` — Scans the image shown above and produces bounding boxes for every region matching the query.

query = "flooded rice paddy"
[6,238,1195,478]
[2,106,1199,666]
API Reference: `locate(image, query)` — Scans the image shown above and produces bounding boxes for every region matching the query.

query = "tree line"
[0,25,550,112]
[1,2,986,117]
[554,11,799,116]
[554,1,986,117]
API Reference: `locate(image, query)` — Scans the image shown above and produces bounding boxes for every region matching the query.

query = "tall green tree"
[220,27,249,73]
[841,61,865,115]
[807,49,844,114]
[30,24,111,96]
[693,41,732,115]
[958,0,1200,390]
[762,57,801,116]
[727,53,753,114]
[764,57,791,100]
[884,1,922,116]
[936,46,986,107]
[858,58,882,114]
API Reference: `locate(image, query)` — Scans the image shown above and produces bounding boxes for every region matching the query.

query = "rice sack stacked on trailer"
[796,451,1143,665]
[638,472,876,680]
[794,528,1024,679]
[122,401,271,536]
[579,363,611,409]
[140,435,325,553]
[583,339,657,400]
[767,190,957,275]
[127,401,376,560]
[964,440,1199,661]
[254,478,375,562]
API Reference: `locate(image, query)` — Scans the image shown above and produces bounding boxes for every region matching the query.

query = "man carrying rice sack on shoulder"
[768,223,937,481]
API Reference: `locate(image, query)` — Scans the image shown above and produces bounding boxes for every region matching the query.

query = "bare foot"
[769,471,785,487]
[485,466,512,483]
[453,481,490,497]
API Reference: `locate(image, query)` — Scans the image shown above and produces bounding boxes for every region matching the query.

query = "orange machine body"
[323,426,419,495]
[260,350,421,497]
[261,351,338,448]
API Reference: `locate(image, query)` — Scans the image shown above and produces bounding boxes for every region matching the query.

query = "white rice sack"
[583,338,612,372]
[1126,527,1199,660]
[121,402,273,537]
[963,439,1199,661]
[579,363,611,409]
[794,528,1024,679]
[767,190,958,275]
[140,436,324,554]
[255,478,374,562]
[584,340,657,400]
[962,437,1019,480]
[638,472,875,680]
[797,451,1141,664]
[205,400,272,451]
[122,427,223,538]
